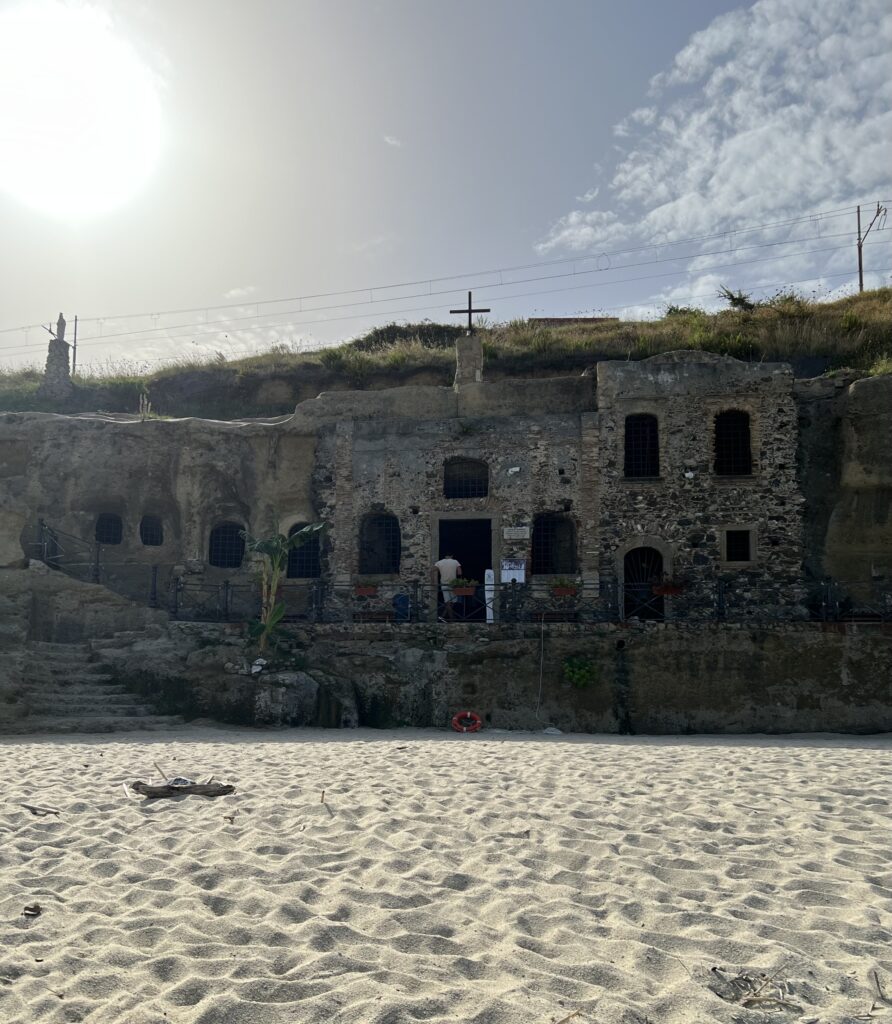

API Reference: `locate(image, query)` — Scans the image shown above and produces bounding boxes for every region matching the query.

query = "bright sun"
[0,1,161,220]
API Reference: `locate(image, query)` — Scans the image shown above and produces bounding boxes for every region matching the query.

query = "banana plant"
[240,522,326,652]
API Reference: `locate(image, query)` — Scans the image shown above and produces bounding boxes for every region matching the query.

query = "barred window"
[725,529,752,562]
[358,513,401,574]
[623,546,665,621]
[714,410,752,476]
[531,513,577,575]
[139,515,164,547]
[287,522,322,578]
[624,414,659,478]
[444,458,489,498]
[208,521,245,569]
[95,513,123,545]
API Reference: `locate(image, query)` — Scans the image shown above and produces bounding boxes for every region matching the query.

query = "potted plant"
[353,578,379,597]
[652,574,684,597]
[450,577,479,597]
[550,577,579,597]
[241,522,327,652]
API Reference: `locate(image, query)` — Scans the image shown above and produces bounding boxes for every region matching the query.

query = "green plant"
[451,577,479,588]
[551,577,577,588]
[563,655,597,690]
[718,285,756,311]
[241,522,327,652]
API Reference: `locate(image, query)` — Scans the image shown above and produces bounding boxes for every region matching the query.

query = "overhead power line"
[1,242,887,366]
[0,199,887,339]
[66,269,870,374]
[1,235,886,360]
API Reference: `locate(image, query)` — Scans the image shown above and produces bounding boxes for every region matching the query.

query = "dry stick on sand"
[130,781,235,799]
[554,1011,582,1024]
[153,761,169,782]
[20,804,60,817]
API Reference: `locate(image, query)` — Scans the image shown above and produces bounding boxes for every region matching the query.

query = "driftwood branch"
[130,781,235,799]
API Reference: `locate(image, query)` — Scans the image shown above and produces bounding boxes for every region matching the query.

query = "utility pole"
[857,202,887,292]
[72,315,78,376]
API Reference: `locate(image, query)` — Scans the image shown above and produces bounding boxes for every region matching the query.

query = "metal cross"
[450,291,490,332]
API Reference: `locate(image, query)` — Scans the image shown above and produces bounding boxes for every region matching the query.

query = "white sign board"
[501,558,526,584]
[503,526,530,541]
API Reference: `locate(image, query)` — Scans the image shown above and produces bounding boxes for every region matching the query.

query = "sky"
[0,0,889,373]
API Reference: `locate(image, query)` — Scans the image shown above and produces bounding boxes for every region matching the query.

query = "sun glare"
[0,1,162,220]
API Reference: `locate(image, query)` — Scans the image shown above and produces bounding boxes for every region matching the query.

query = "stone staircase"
[5,639,183,735]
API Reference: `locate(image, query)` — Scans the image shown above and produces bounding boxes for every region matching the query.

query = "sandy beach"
[1,727,891,1023]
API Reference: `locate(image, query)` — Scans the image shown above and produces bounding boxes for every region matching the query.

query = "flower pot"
[652,584,683,596]
[452,587,476,597]
[551,586,578,597]
[354,585,378,597]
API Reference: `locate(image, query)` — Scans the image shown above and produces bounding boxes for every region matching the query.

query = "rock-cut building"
[0,338,890,734]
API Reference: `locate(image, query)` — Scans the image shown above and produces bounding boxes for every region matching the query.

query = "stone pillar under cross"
[454,335,484,389]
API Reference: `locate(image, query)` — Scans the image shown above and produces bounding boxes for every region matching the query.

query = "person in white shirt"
[434,553,462,620]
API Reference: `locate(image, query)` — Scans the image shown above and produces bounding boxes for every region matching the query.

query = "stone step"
[23,670,118,686]
[27,701,156,717]
[27,691,148,709]
[1,715,185,735]
[90,636,149,651]
[28,641,93,654]
[22,683,134,698]
[25,700,155,716]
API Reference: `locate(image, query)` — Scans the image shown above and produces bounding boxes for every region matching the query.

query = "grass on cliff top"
[2,287,890,417]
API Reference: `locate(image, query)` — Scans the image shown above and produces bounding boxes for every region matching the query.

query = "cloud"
[383,135,403,148]
[536,0,892,303]
[224,285,257,300]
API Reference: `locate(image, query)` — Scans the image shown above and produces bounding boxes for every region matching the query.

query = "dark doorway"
[438,518,492,621]
[623,546,664,620]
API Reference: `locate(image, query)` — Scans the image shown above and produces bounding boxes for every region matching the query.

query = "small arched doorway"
[623,546,664,620]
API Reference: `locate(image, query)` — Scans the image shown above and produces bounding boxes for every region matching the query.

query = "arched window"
[95,513,123,545]
[623,546,664,621]
[139,515,164,547]
[714,410,752,476]
[358,513,401,574]
[624,414,659,478]
[531,513,577,575]
[208,521,245,568]
[444,457,489,498]
[287,522,321,578]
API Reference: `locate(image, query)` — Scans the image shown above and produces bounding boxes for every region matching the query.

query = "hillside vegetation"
[1,287,890,420]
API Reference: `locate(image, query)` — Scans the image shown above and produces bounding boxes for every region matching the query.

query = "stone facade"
[0,346,889,627]
[596,353,805,618]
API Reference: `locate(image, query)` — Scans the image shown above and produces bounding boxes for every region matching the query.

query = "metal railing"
[27,521,891,626]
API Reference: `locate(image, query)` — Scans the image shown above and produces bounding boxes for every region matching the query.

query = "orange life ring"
[451,710,482,733]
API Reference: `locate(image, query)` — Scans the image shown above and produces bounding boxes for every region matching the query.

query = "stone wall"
[95,619,892,735]
[595,352,805,617]
[0,352,889,626]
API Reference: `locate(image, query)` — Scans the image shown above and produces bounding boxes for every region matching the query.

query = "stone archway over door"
[623,546,664,620]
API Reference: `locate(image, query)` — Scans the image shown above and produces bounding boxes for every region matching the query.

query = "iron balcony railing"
[27,520,891,625]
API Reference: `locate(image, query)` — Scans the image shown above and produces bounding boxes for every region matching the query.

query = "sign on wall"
[502,526,530,540]
[501,559,526,584]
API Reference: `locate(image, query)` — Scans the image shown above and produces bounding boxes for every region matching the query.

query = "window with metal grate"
[531,513,577,575]
[444,458,489,498]
[287,522,322,578]
[95,513,123,545]
[208,521,245,568]
[714,410,752,476]
[358,513,401,574]
[624,414,659,477]
[139,515,164,547]
[725,529,752,562]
